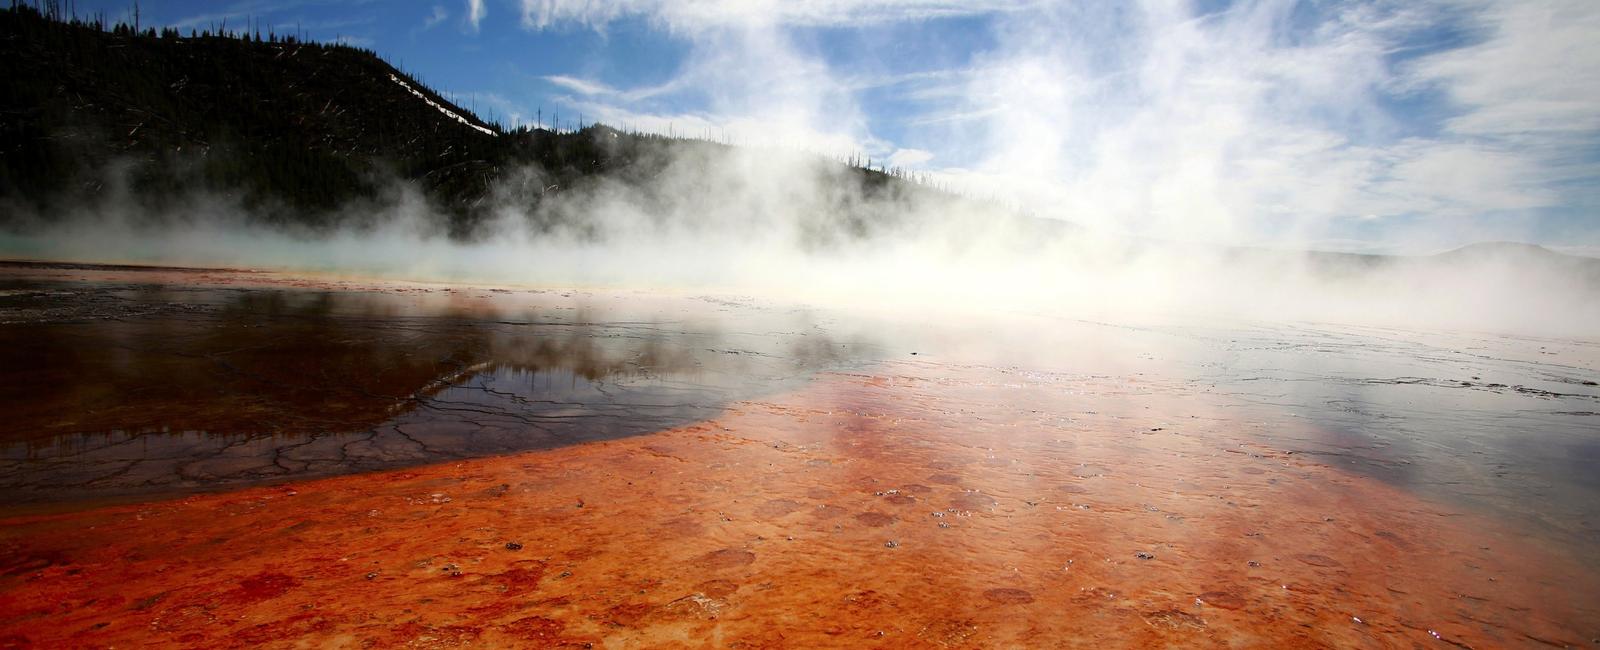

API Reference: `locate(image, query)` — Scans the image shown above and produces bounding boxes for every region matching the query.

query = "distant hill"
[0,5,945,236]
[1434,241,1571,261]
[1429,242,1600,284]
[1230,239,1600,289]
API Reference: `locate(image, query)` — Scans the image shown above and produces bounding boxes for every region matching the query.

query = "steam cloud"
[3,0,1598,337]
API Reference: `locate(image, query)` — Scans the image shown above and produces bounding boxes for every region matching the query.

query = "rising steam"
[3,0,1598,337]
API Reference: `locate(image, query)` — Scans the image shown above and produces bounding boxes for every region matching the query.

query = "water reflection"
[0,278,872,506]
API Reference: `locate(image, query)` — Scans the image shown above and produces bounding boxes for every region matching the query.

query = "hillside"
[0,5,943,236]
[1,5,508,227]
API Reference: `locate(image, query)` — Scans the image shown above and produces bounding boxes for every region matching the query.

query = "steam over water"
[4,141,1598,339]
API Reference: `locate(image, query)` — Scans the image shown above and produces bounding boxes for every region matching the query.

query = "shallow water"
[0,267,879,506]
[979,316,1600,562]
[0,262,1595,647]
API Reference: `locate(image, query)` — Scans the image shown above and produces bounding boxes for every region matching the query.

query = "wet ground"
[0,262,1596,648]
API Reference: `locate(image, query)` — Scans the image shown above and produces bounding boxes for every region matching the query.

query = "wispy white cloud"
[1413,1,1600,139]
[466,0,486,32]
[907,105,1003,127]
[543,75,617,97]
[840,68,974,94]
[880,1,1599,249]
[421,5,449,31]
[541,74,687,103]
[1399,0,1600,229]
[517,0,1027,32]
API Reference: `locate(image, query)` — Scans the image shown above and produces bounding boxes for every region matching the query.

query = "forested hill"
[0,5,944,235]
[0,4,516,227]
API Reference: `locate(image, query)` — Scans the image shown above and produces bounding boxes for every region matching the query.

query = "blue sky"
[64,1,1600,254]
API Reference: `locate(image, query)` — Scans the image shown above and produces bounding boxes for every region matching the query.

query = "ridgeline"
[0,4,936,235]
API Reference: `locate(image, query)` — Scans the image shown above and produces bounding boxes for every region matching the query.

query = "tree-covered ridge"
[1,3,962,238]
[1,3,506,227]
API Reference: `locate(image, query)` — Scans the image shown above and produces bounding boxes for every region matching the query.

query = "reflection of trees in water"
[0,282,880,505]
[0,284,848,449]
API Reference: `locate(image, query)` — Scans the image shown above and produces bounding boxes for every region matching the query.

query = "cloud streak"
[517,0,1027,32]
[421,5,448,31]
[543,75,617,97]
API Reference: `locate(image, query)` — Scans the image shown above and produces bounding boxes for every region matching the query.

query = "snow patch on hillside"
[388,74,496,137]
